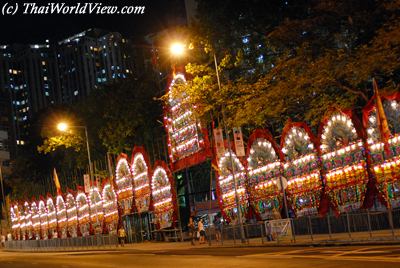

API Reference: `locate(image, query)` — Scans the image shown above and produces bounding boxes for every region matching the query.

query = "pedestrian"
[213,216,222,242]
[198,218,206,244]
[188,217,196,245]
[118,226,126,247]
[1,234,5,247]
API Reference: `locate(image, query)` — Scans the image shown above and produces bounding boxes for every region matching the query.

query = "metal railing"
[4,234,118,251]
[199,208,400,246]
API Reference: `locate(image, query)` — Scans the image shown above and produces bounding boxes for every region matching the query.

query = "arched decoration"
[56,195,68,238]
[319,110,368,213]
[246,129,283,220]
[164,72,211,171]
[65,191,78,237]
[19,203,26,240]
[30,201,41,240]
[217,150,248,222]
[102,182,118,235]
[38,198,49,240]
[281,122,322,217]
[115,154,134,216]
[76,189,91,237]
[46,196,57,239]
[23,201,33,240]
[131,146,151,213]
[363,93,400,208]
[151,161,177,230]
[89,187,104,234]
[10,204,20,240]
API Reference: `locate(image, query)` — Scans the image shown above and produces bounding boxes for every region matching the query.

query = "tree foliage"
[173,0,400,134]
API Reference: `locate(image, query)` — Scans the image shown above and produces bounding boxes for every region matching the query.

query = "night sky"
[0,0,187,44]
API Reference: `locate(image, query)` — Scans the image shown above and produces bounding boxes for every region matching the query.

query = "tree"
[173,0,400,135]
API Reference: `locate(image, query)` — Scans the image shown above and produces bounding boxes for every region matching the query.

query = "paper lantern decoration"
[320,111,368,213]
[164,73,206,166]
[66,192,78,237]
[131,149,151,213]
[38,199,49,240]
[89,187,104,234]
[218,151,248,222]
[46,197,57,239]
[247,131,282,220]
[282,124,322,217]
[102,183,118,234]
[31,201,41,239]
[151,163,176,229]
[364,97,400,208]
[115,155,133,215]
[76,191,91,237]
[56,195,68,238]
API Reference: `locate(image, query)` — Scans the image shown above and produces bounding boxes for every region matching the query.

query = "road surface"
[1,245,400,267]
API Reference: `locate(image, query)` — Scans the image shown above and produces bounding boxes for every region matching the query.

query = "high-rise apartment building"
[57,28,133,103]
[0,42,60,150]
[0,29,136,154]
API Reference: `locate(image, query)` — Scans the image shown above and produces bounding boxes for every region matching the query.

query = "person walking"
[198,218,206,244]
[188,217,196,245]
[118,226,126,247]
[213,216,222,242]
[1,234,5,247]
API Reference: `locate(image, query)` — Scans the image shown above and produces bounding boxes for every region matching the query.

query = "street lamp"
[56,122,94,184]
[169,42,246,243]
[170,42,186,57]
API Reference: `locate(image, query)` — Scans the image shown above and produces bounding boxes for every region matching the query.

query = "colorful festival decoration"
[89,187,104,234]
[19,203,26,240]
[23,201,33,240]
[164,73,211,171]
[46,196,57,239]
[246,130,283,220]
[217,150,248,222]
[65,192,78,237]
[151,161,177,229]
[281,123,322,217]
[38,199,49,239]
[319,111,368,213]
[10,204,20,240]
[131,147,151,213]
[102,182,118,234]
[363,93,400,208]
[76,190,91,236]
[31,201,40,239]
[56,195,68,238]
[115,154,134,215]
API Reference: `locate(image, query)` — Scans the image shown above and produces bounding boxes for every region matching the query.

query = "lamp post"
[56,122,94,185]
[57,122,101,233]
[170,43,246,243]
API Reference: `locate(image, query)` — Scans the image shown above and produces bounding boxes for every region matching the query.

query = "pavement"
[1,244,400,267]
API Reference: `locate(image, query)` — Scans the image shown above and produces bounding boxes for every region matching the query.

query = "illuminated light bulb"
[369,116,376,123]
[391,101,397,109]
[263,142,268,147]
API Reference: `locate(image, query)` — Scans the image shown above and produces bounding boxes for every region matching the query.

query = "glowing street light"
[56,122,93,184]
[57,122,68,132]
[170,42,185,57]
